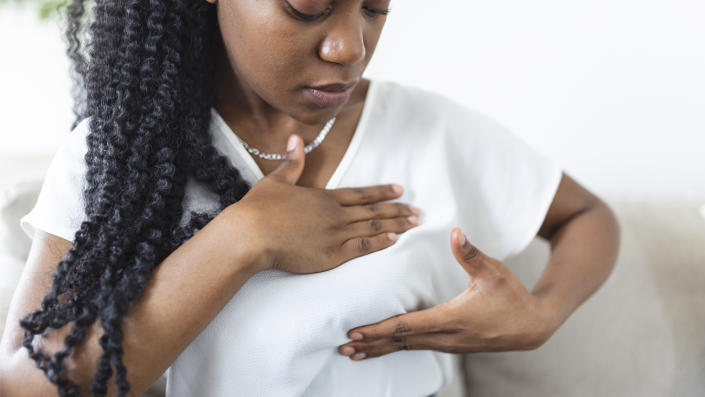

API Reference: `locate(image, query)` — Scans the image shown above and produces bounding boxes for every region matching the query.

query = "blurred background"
[1,0,704,198]
[1,1,704,396]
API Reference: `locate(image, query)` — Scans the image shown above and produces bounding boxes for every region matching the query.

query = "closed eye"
[283,2,391,22]
[363,6,391,17]
[284,1,332,21]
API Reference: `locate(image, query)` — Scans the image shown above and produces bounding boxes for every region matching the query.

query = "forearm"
[531,202,621,332]
[1,205,262,397]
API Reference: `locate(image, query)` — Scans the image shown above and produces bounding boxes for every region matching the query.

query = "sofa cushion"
[0,178,43,337]
[462,197,705,397]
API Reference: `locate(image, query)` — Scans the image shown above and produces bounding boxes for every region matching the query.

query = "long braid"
[18,1,254,396]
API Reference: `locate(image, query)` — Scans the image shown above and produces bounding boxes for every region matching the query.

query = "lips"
[306,81,358,107]
[309,81,357,92]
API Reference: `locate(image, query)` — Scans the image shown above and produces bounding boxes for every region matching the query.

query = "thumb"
[268,134,305,185]
[450,227,488,277]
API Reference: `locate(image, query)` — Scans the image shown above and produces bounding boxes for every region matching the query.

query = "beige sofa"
[2,171,704,397]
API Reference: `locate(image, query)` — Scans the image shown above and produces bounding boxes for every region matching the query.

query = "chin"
[295,105,345,126]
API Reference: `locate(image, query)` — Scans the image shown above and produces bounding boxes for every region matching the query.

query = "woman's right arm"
[0,136,418,396]
[0,203,264,397]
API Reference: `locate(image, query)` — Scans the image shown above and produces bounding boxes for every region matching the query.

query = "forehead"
[286,0,391,7]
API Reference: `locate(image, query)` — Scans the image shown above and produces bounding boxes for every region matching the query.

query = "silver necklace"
[237,117,337,160]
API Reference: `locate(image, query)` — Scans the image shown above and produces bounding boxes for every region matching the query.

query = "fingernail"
[352,352,366,360]
[459,230,467,246]
[350,332,363,340]
[287,135,297,152]
[407,216,419,225]
[387,233,397,242]
[409,205,421,215]
[341,346,355,355]
[392,184,403,194]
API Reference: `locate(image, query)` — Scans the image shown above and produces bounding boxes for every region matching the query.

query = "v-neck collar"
[209,79,379,190]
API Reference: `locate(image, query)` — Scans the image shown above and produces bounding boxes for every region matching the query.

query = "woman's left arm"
[532,172,621,333]
[338,172,620,359]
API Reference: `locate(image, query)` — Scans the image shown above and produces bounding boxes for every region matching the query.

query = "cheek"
[217,2,310,87]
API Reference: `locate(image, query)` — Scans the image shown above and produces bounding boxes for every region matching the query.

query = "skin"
[210,0,391,188]
[0,1,416,395]
[337,175,621,360]
[0,0,621,395]
[206,0,622,361]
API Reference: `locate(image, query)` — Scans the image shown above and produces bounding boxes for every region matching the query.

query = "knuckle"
[394,202,406,214]
[356,237,371,252]
[491,271,508,284]
[461,245,481,263]
[368,219,382,232]
[392,321,412,336]
[320,189,333,200]
[366,203,378,213]
[354,188,371,202]
[392,336,408,350]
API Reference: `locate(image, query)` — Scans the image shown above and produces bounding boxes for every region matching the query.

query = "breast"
[166,210,469,396]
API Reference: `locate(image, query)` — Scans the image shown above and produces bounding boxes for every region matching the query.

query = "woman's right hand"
[219,134,420,274]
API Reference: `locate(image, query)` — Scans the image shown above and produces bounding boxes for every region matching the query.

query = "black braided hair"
[18,1,252,395]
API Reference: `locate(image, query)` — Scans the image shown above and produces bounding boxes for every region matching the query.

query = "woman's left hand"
[338,227,559,361]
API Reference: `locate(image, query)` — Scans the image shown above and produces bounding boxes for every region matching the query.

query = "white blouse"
[21,79,562,397]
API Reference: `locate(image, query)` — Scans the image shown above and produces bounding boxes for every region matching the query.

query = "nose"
[318,14,366,66]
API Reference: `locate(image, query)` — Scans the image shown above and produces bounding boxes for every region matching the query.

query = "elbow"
[1,349,47,397]
[0,348,92,397]
[0,349,43,397]
[593,199,622,273]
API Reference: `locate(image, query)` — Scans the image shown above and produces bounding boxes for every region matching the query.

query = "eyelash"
[284,3,391,22]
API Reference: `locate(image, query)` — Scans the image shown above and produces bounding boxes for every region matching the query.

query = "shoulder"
[370,79,461,118]
[369,79,517,143]
[18,117,92,242]
[44,116,92,197]
[64,117,91,153]
[51,117,92,174]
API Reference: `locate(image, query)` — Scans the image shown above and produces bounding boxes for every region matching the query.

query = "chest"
[169,189,469,394]
[251,127,353,189]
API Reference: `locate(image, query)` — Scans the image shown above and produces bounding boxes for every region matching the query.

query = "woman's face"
[210,0,390,124]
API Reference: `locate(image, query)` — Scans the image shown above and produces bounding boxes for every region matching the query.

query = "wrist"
[531,291,564,343]
[214,204,271,275]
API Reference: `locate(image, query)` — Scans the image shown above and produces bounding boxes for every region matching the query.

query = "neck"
[212,47,332,150]
[210,46,369,153]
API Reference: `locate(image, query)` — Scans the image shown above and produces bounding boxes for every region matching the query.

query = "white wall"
[0,5,73,155]
[2,1,704,199]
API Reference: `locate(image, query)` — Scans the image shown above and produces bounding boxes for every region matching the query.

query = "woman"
[0,0,620,396]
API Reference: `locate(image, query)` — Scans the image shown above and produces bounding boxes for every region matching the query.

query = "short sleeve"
[445,105,563,260]
[19,118,91,242]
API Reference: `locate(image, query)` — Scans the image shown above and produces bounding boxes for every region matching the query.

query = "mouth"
[306,80,358,108]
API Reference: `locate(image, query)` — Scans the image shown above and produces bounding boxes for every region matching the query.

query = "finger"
[450,227,492,278]
[343,201,420,224]
[340,332,460,360]
[267,134,305,185]
[342,338,403,360]
[347,306,451,342]
[339,231,399,260]
[330,184,403,206]
[342,216,418,240]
